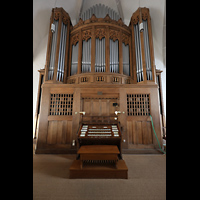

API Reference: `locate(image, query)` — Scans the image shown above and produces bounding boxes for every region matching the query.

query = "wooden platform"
[69,159,128,179]
[78,145,120,164]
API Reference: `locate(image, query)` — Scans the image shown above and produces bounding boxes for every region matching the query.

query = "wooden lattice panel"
[127,94,150,116]
[49,94,73,116]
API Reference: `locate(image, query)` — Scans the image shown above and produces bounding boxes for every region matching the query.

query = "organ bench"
[78,145,120,169]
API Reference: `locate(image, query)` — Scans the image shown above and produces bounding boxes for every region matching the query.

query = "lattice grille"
[49,94,73,116]
[127,94,150,116]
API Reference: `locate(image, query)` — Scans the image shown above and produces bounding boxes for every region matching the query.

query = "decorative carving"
[142,12,148,20]
[103,14,112,23]
[90,14,98,23]
[95,29,106,40]
[72,33,79,46]
[77,18,84,26]
[72,12,130,32]
[82,30,92,41]
[54,12,60,20]
[117,18,123,26]
[141,7,149,21]
[122,34,129,46]
[63,16,69,24]
[132,15,139,25]
[109,30,119,42]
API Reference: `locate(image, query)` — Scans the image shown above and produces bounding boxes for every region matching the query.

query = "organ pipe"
[57,22,67,82]
[48,19,58,80]
[123,43,130,76]
[82,38,91,73]
[80,4,120,21]
[110,39,119,73]
[134,22,143,82]
[71,42,79,75]
[45,6,155,84]
[143,20,152,80]
[95,38,105,72]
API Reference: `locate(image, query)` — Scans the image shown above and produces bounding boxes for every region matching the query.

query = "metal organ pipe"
[71,42,79,75]
[57,22,67,82]
[95,38,105,72]
[48,19,58,80]
[82,38,91,73]
[134,22,143,82]
[110,39,119,73]
[123,43,130,76]
[143,20,152,80]
[80,4,120,21]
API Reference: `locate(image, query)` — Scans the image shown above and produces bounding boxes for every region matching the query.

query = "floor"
[33,145,166,200]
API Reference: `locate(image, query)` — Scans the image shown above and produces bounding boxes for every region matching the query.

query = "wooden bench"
[77,145,120,169]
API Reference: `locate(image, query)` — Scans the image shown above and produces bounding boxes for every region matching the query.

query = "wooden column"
[77,30,82,74]
[53,12,63,82]
[119,29,123,74]
[129,36,133,79]
[68,40,73,77]
[105,26,110,72]
[63,20,71,83]
[91,26,95,73]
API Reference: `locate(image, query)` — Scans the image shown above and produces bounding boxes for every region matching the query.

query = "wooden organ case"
[34,5,164,166]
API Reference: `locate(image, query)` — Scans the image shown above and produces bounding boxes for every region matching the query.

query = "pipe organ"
[35,5,163,156]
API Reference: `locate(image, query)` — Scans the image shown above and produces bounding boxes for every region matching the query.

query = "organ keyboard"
[77,123,122,159]
[79,125,120,138]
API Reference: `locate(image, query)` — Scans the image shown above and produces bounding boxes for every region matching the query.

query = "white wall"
[33,0,166,126]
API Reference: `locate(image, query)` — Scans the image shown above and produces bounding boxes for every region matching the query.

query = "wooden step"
[69,159,128,179]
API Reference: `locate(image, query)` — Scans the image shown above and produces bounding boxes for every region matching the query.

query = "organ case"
[34,5,164,155]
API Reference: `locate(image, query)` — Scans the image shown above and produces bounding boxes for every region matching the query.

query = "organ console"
[69,115,127,178]
[77,120,122,159]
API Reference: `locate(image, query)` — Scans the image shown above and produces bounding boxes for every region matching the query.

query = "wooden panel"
[127,121,132,144]
[66,121,72,144]
[146,121,153,144]
[57,121,63,144]
[47,120,72,145]
[142,121,148,144]
[82,98,118,116]
[127,120,153,146]
[92,100,100,115]
[47,121,57,144]
[132,121,137,144]
[101,100,108,115]
[136,121,143,144]
[109,100,116,115]
[62,120,68,144]
[83,100,91,114]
